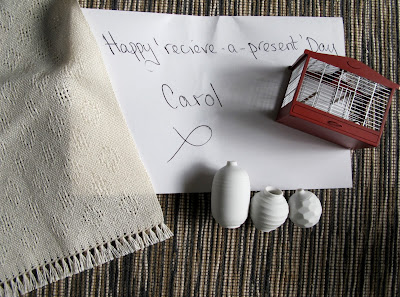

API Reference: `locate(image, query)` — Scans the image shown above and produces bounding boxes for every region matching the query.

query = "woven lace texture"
[0,0,172,295]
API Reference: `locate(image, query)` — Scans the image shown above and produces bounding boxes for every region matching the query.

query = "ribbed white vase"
[211,161,250,228]
[250,186,289,232]
[288,189,322,228]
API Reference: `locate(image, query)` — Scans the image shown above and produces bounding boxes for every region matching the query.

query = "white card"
[82,9,352,193]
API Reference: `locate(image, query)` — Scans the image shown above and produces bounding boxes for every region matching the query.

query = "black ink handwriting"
[164,41,217,55]
[247,35,299,60]
[167,125,213,163]
[102,32,338,65]
[102,31,160,69]
[161,83,222,109]
[306,37,338,55]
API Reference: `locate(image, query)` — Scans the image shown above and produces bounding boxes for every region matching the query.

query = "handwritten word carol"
[161,83,222,109]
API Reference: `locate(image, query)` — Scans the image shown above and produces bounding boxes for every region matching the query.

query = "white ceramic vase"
[288,189,322,228]
[249,186,289,232]
[211,161,250,228]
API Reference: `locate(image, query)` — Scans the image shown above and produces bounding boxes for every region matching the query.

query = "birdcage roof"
[296,50,400,90]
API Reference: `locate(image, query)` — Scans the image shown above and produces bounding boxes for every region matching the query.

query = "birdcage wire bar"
[294,58,391,131]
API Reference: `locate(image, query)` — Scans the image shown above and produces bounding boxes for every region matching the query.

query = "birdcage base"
[276,103,381,149]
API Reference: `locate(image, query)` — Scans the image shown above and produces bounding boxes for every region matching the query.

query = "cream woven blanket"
[0,1,172,296]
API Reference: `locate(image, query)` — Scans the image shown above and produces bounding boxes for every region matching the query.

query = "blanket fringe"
[0,223,173,297]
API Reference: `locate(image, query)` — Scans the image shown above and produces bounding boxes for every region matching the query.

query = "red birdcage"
[276,50,399,149]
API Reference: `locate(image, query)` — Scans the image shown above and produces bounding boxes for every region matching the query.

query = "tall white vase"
[250,186,289,232]
[288,189,322,228]
[211,161,250,228]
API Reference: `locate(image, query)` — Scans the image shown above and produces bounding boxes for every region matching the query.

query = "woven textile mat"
[25,0,399,296]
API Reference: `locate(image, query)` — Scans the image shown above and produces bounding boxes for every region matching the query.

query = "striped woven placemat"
[27,0,399,296]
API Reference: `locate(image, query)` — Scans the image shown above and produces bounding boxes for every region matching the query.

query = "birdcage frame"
[276,50,399,149]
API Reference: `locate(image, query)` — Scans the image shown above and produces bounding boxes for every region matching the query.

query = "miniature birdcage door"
[277,50,399,149]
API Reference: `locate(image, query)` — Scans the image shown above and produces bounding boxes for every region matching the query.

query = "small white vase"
[250,186,289,232]
[211,161,250,228]
[288,189,322,228]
